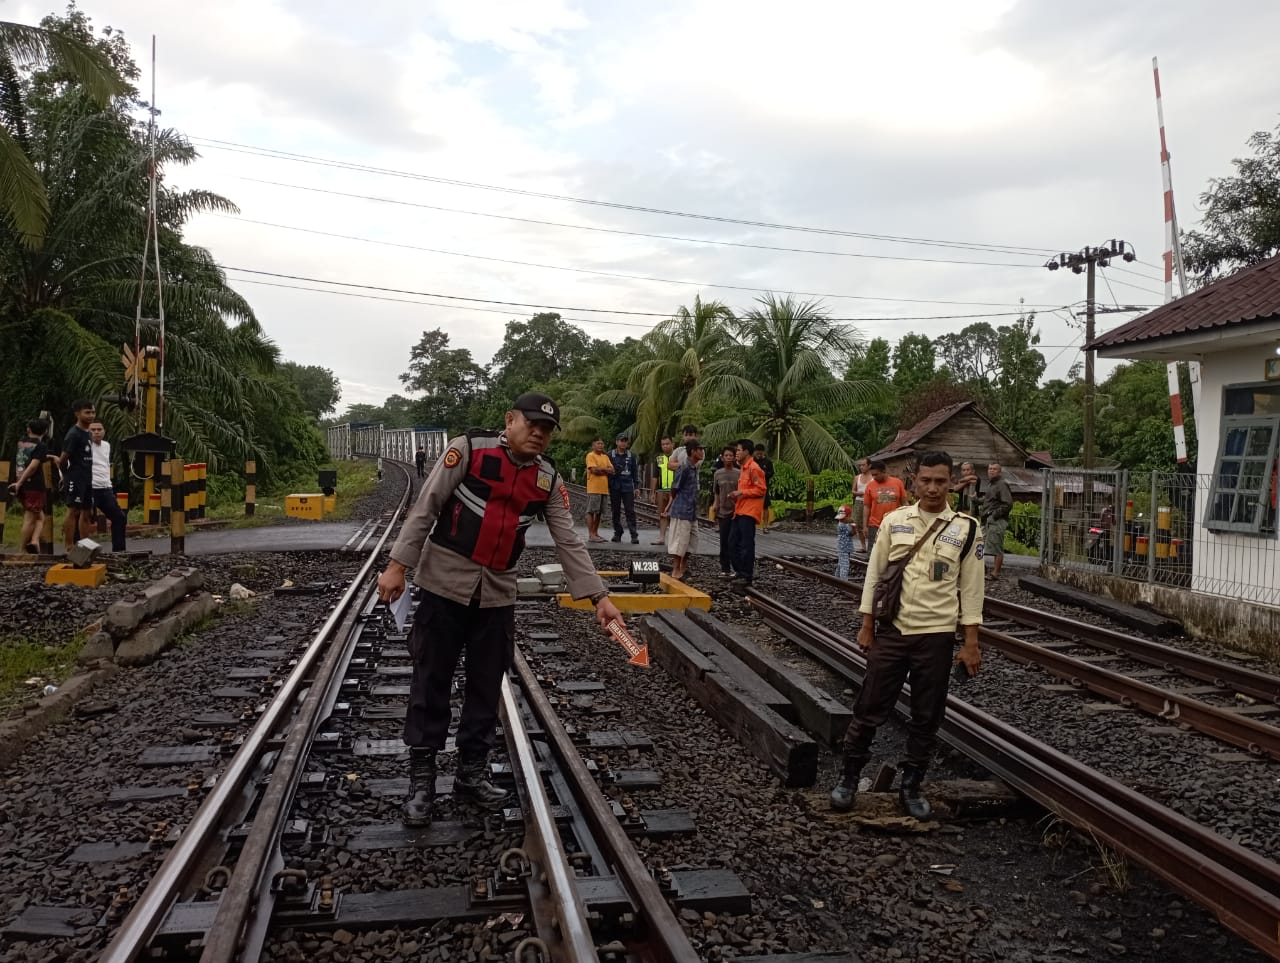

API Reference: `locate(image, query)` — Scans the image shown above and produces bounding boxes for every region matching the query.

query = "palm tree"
[0,18,127,247]
[613,294,734,453]
[695,293,882,472]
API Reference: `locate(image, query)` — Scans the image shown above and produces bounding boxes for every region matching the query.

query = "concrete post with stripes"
[245,460,256,516]
[170,459,186,555]
[158,458,171,524]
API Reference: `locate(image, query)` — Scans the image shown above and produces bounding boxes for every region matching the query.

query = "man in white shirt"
[88,421,128,551]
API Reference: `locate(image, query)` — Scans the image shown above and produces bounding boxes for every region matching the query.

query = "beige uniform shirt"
[859,503,985,636]
[390,433,607,608]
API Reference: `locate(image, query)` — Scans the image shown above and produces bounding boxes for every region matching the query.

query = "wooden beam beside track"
[639,615,817,788]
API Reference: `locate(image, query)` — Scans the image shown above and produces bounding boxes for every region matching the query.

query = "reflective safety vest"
[430,431,558,571]
[656,454,674,490]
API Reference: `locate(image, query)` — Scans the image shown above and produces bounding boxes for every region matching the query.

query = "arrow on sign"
[605,619,649,667]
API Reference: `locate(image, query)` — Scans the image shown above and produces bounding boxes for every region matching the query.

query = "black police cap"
[512,391,560,427]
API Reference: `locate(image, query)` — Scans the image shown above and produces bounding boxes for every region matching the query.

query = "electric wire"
[210,213,1075,309]
[191,135,1064,257]
[224,177,1053,270]
[234,275,1089,351]
[222,266,1087,324]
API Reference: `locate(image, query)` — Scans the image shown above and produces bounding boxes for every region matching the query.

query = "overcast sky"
[13,0,1280,411]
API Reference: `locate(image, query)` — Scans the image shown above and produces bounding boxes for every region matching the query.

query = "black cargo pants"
[842,625,954,770]
[403,589,514,759]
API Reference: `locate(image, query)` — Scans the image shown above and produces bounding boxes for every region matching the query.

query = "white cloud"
[9,0,1280,420]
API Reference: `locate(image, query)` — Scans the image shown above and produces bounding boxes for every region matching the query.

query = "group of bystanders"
[8,400,127,555]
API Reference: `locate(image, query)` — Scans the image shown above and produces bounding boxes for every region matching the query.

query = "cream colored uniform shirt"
[391,433,607,608]
[859,503,985,636]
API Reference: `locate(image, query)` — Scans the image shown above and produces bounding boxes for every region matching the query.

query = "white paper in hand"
[391,588,413,633]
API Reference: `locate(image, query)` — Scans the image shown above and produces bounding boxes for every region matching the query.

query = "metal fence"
[1041,469,1280,607]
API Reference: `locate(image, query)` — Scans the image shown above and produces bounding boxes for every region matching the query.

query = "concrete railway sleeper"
[746,589,1280,962]
[90,453,707,962]
[94,461,417,963]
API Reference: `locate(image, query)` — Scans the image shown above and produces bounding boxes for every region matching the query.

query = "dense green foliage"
[1183,122,1280,284]
[345,294,1203,487]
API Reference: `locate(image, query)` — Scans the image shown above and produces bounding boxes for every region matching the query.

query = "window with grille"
[1205,413,1278,535]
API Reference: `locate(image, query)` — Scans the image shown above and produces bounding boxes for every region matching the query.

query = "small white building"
[1092,254,1280,630]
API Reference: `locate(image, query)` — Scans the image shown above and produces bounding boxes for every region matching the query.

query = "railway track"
[744,587,1280,962]
[88,459,710,962]
[761,553,1280,760]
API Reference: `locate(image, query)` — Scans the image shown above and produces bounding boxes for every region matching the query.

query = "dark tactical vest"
[430,431,557,571]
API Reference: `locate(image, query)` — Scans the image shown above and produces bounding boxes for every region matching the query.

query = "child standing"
[835,504,854,579]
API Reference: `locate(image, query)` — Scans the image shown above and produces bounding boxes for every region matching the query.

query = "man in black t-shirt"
[9,417,51,554]
[59,399,96,551]
[414,446,427,478]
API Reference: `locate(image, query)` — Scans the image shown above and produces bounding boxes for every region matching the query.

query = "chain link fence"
[1041,468,1280,607]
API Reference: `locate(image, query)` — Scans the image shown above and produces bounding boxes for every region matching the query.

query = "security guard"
[377,392,625,826]
[830,449,984,818]
[650,436,675,544]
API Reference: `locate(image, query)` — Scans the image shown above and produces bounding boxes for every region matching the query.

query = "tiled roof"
[869,401,974,460]
[1090,253,1280,349]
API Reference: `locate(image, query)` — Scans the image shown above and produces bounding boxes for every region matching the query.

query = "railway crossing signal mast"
[119,37,175,516]
[1044,239,1137,469]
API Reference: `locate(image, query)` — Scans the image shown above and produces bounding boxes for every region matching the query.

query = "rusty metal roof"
[869,401,974,460]
[1090,253,1280,349]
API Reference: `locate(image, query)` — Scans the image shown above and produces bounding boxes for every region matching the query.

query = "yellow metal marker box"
[285,494,325,520]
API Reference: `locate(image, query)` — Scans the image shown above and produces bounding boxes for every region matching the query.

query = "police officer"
[829,450,984,819]
[377,392,625,827]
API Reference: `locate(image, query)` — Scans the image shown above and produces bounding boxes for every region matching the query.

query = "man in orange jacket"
[728,438,768,591]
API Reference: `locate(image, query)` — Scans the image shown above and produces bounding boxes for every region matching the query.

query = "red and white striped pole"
[1154,57,1190,463]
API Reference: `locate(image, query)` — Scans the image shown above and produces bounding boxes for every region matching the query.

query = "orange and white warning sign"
[605,619,649,667]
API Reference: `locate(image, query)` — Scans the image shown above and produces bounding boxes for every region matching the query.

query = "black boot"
[898,764,931,820]
[402,749,436,827]
[454,754,510,808]
[829,756,864,812]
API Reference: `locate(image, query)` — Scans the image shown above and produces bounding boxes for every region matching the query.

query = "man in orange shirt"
[862,459,909,554]
[728,438,769,590]
[583,437,612,542]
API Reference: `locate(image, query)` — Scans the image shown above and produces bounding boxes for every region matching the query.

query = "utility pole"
[1045,240,1136,469]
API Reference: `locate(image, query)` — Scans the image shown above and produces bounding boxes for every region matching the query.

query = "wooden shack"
[867,401,1045,501]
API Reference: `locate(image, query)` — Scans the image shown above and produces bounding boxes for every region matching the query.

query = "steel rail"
[760,554,1280,760]
[746,590,1280,961]
[498,677,600,961]
[99,462,414,963]
[981,595,1280,704]
[793,551,1280,705]
[200,566,390,962]
[512,648,702,963]
[981,625,1280,759]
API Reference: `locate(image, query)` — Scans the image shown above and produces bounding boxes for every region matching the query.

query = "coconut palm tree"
[611,294,734,454]
[695,293,882,472]
[0,18,127,247]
